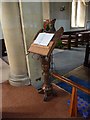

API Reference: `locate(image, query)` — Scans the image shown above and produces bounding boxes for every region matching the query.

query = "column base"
[9,74,31,87]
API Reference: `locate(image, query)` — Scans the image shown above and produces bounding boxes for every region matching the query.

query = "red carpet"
[2,81,71,119]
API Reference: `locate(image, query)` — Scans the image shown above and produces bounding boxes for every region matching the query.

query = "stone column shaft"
[1,2,30,86]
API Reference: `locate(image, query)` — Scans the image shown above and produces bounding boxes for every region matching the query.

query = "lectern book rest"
[28,27,64,56]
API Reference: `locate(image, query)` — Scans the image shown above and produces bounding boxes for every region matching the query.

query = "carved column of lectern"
[28,27,64,101]
[40,56,56,101]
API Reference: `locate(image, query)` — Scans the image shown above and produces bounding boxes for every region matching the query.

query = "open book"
[33,32,54,46]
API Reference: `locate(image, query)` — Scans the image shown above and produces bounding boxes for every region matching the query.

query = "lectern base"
[38,85,57,101]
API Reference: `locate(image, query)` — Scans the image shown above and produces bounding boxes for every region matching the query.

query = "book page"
[33,33,54,46]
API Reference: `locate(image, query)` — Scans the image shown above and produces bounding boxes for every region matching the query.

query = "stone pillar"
[19,2,44,89]
[42,2,50,20]
[1,2,30,86]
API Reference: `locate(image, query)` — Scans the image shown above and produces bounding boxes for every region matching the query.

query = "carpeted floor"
[2,81,71,118]
[53,46,86,75]
[0,46,85,84]
[65,65,90,83]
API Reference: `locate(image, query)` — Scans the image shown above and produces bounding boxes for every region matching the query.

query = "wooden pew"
[61,34,76,49]
[84,42,90,67]
[79,31,90,44]
[61,29,90,49]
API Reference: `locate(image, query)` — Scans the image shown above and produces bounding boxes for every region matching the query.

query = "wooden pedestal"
[38,56,56,101]
[28,27,64,101]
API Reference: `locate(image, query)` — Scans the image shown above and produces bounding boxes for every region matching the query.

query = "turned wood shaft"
[41,56,51,86]
[70,87,77,117]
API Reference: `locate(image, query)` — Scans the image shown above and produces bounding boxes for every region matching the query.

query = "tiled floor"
[0,58,9,83]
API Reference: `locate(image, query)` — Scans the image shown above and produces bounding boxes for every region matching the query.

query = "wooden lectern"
[28,27,64,101]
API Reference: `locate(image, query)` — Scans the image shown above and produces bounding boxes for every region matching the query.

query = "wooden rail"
[51,72,90,95]
[51,72,90,117]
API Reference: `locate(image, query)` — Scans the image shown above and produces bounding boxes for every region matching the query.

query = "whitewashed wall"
[50,2,90,31]
[50,2,71,31]
[0,22,3,39]
[0,2,3,39]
